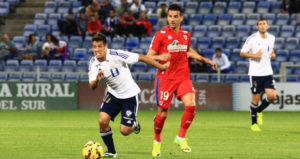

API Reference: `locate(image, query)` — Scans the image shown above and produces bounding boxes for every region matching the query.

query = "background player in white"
[89,33,170,158]
[240,17,277,132]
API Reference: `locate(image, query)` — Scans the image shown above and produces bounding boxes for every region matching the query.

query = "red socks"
[154,113,166,142]
[178,106,196,138]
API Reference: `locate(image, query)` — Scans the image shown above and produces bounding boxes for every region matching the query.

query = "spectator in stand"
[58,12,78,37]
[51,37,69,62]
[99,0,114,24]
[289,0,300,25]
[119,10,135,37]
[116,0,130,17]
[79,0,92,7]
[280,0,290,13]
[41,34,55,60]
[130,0,146,19]
[86,0,101,19]
[212,48,231,73]
[102,9,120,37]
[189,51,209,73]
[135,11,152,37]
[87,14,102,36]
[19,34,41,60]
[0,33,17,60]
[157,3,168,30]
[77,9,89,39]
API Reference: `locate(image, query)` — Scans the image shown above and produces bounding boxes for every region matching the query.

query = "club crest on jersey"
[168,35,172,39]
[126,110,132,117]
[183,35,188,40]
[167,40,188,52]
[159,101,163,106]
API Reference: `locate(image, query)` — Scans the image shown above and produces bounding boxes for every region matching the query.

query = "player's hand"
[159,53,171,61]
[160,61,170,71]
[254,50,263,59]
[97,70,104,81]
[210,61,217,70]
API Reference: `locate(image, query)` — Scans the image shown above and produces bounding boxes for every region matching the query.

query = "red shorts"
[154,77,195,109]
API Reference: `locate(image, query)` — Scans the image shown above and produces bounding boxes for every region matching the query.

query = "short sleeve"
[187,32,191,49]
[88,57,98,82]
[108,49,139,65]
[149,32,163,52]
[241,37,252,53]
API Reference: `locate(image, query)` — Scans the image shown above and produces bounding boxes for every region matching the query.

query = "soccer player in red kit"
[147,4,217,157]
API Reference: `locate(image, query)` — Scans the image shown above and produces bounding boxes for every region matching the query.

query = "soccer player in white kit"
[240,17,277,132]
[89,33,170,158]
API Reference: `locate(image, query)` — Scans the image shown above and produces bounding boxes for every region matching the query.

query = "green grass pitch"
[0,110,300,159]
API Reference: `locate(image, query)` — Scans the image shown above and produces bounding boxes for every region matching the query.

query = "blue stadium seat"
[79,74,89,81]
[225,75,239,82]
[202,49,214,59]
[182,25,192,33]
[48,60,62,72]
[147,13,158,25]
[271,61,280,74]
[73,48,87,60]
[61,60,75,72]
[227,2,241,14]
[48,13,61,25]
[172,1,184,8]
[207,25,220,37]
[13,36,25,50]
[23,73,36,81]
[189,74,195,81]
[198,2,212,14]
[132,62,147,72]
[147,67,157,73]
[190,37,197,49]
[285,37,298,50]
[19,60,33,72]
[281,25,295,38]
[33,59,47,72]
[51,73,65,81]
[189,14,202,26]
[246,13,260,25]
[34,13,47,25]
[138,74,152,81]
[195,74,209,82]
[185,2,198,14]
[268,25,280,36]
[289,50,300,62]
[144,2,156,12]
[295,26,300,37]
[111,37,125,49]
[235,61,248,74]
[213,2,227,14]
[232,13,245,25]
[242,1,255,13]
[139,37,152,50]
[65,73,79,81]
[263,13,275,25]
[211,75,224,83]
[270,1,281,13]
[193,25,207,37]
[221,25,235,37]
[276,50,289,62]
[51,25,60,37]
[23,24,37,37]
[82,36,92,48]
[8,73,22,81]
[276,14,290,25]
[257,1,270,14]
[72,1,81,8]
[218,14,231,26]
[211,37,225,49]
[0,73,8,81]
[69,36,83,48]
[5,59,19,72]
[197,37,211,50]
[274,37,284,50]
[44,1,56,14]
[36,25,50,37]
[126,37,139,49]
[203,14,217,25]
[240,75,249,82]
[286,76,299,82]
[38,73,51,81]
[230,52,243,62]
[225,37,240,50]
[236,25,250,37]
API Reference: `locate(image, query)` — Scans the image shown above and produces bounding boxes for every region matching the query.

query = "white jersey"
[241,32,275,76]
[89,49,140,99]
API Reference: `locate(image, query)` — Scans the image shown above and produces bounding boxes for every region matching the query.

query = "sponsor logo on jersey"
[183,35,188,40]
[167,40,188,52]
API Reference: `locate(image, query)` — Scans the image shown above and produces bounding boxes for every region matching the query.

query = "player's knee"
[99,118,109,128]
[120,128,131,136]
[267,94,276,102]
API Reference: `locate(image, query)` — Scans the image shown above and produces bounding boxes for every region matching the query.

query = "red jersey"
[150,26,191,79]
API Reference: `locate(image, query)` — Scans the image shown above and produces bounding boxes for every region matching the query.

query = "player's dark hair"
[168,4,183,16]
[256,17,268,25]
[92,33,107,44]
[215,48,222,52]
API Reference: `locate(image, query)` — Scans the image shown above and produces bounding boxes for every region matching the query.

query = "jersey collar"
[165,25,183,33]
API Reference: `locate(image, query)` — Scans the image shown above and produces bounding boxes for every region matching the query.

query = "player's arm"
[146,49,171,61]
[89,70,104,90]
[271,49,276,59]
[139,54,170,71]
[187,48,217,70]
[240,50,263,59]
